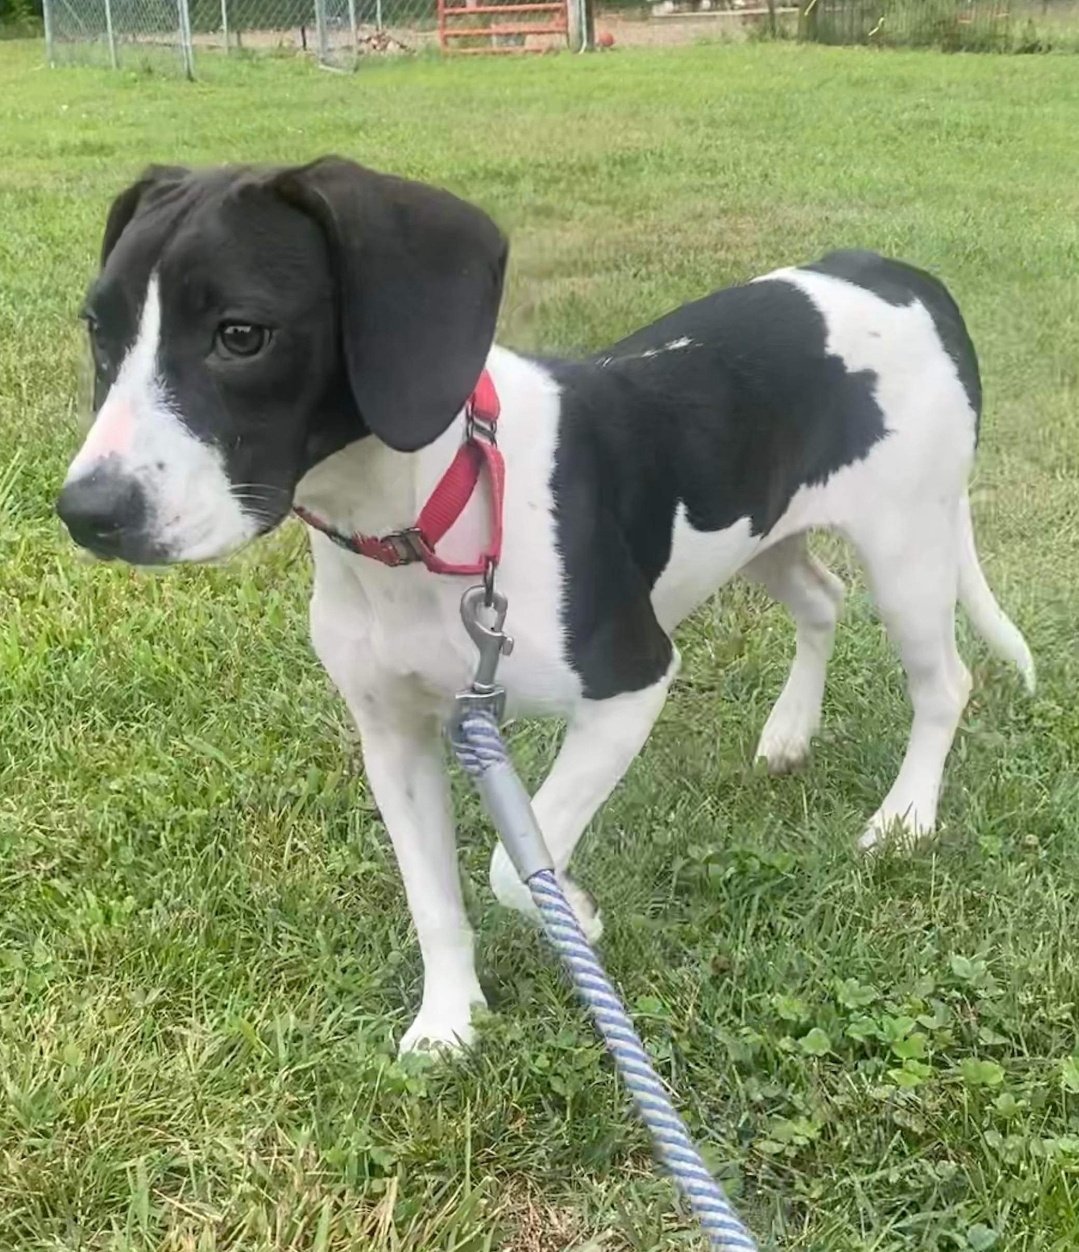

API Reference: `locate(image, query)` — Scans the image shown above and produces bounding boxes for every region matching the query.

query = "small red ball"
[597,30,614,46]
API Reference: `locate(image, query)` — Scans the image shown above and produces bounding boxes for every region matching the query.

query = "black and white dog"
[57,158,1034,1054]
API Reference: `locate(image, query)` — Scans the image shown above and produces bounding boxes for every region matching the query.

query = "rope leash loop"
[449,704,759,1252]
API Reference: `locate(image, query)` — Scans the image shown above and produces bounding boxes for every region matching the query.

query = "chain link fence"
[43,0,446,71]
[44,0,194,71]
[798,0,1079,51]
[37,0,1079,69]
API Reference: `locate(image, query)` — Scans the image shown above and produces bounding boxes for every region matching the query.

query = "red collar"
[293,370,504,578]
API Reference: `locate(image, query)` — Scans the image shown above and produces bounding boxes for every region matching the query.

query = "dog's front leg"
[489,652,680,939]
[354,707,486,1054]
[309,581,483,1054]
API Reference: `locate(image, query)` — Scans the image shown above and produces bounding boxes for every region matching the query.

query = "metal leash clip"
[451,584,514,732]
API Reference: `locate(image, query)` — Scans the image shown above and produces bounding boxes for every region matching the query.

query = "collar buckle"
[382,527,429,565]
[466,412,498,446]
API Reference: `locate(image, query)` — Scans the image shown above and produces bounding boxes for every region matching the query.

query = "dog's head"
[56,158,508,564]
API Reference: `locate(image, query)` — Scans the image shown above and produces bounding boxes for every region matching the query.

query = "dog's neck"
[294,352,505,554]
[294,421,454,539]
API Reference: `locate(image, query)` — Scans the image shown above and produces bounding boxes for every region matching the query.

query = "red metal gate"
[438,0,570,53]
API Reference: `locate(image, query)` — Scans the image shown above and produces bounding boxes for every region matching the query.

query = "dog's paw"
[857,806,934,855]
[560,877,604,944]
[398,997,485,1057]
[755,730,812,775]
[489,845,603,943]
[754,693,821,775]
[489,843,538,918]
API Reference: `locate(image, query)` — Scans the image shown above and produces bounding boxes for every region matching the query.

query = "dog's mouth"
[61,518,265,569]
[61,524,172,567]
[225,484,295,541]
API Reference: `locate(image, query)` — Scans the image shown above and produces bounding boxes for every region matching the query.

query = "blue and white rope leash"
[448,587,758,1252]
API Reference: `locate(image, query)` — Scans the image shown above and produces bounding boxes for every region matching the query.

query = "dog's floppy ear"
[100,164,189,266]
[273,157,508,453]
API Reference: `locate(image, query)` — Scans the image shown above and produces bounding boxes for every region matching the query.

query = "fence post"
[42,0,56,64]
[348,0,358,58]
[569,0,592,50]
[104,0,119,68]
[177,0,196,77]
[313,0,330,64]
[221,0,230,52]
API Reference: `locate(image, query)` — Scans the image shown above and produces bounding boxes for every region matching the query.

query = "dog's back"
[541,252,983,653]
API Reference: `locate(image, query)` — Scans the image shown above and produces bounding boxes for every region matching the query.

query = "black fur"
[549,269,896,700]
[78,159,507,540]
[275,159,508,453]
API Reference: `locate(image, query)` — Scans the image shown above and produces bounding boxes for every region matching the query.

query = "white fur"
[639,336,696,359]
[744,536,846,773]
[67,274,256,562]
[765,270,982,847]
[653,508,759,631]
[488,651,680,940]
[301,349,584,1051]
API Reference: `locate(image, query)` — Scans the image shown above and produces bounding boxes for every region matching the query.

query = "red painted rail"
[438,0,569,53]
[442,3,564,14]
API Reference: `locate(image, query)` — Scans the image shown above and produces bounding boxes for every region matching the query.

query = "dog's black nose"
[56,466,148,559]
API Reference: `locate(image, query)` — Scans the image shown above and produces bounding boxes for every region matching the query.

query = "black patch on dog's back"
[548,273,891,701]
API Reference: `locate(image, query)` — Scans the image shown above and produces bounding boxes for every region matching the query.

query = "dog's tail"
[957,494,1035,693]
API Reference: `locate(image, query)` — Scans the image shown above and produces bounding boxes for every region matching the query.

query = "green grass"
[2,36,1079,1252]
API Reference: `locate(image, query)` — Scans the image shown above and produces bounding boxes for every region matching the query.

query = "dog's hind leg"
[852,503,972,851]
[489,653,679,941]
[744,535,845,773]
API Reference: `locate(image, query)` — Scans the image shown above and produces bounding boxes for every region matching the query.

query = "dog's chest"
[309,539,581,721]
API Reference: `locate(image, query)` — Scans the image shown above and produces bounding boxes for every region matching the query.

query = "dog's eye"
[216,322,269,359]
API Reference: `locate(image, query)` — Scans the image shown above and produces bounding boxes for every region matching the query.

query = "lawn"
[2,34,1079,1252]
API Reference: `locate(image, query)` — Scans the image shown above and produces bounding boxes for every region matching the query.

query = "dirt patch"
[594,6,796,47]
[497,1180,636,1252]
